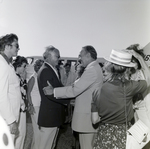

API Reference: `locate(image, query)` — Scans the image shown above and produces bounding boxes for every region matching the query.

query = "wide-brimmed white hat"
[105,49,136,67]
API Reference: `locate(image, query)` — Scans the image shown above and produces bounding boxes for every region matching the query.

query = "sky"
[0,0,150,58]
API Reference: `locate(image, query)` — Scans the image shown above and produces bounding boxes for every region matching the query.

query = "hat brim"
[104,57,136,68]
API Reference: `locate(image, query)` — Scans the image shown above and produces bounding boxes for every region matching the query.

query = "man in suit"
[0,34,21,142]
[43,45,103,149]
[37,46,68,149]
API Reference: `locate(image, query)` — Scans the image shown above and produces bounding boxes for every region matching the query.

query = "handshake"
[43,81,54,95]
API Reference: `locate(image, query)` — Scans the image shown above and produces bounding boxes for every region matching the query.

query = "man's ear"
[5,45,10,51]
[87,52,91,58]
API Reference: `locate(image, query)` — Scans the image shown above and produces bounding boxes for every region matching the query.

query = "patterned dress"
[16,74,28,111]
[93,123,131,149]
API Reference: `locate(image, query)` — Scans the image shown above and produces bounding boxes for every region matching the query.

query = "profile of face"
[48,50,60,67]
[17,62,27,77]
[8,39,20,57]
[78,48,89,67]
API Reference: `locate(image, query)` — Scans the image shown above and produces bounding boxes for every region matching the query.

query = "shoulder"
[38,63,52,75]
[126,80,147,94]
[128,80,146,87]
[0,55,8,66]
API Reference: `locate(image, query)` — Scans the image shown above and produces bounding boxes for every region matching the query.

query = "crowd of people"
[0,33,150,149]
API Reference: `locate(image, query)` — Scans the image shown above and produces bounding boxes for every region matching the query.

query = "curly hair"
[34,59,44,73]
[12,56,28,70]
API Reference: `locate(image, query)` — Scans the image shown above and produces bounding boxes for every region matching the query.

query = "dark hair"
[99,62,104,68]
[106,63,127,83]
[12,56,28,70]
[111,64,127,74]
[126,44,144,69]
[82,45,97,60]
[64,62,71,68]
[0,33,18,52]
[34,59,44,72]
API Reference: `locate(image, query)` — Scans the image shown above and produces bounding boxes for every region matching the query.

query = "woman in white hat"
[91,49,149,149]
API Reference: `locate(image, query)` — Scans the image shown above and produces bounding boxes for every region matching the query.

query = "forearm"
[27,94,33,105]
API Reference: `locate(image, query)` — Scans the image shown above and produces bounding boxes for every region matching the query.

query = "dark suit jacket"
[37,62,69,127]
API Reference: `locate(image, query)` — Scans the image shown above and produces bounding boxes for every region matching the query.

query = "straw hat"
[105,49,136,67]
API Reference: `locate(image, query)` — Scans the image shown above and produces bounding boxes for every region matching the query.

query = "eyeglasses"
[9,44,19,49]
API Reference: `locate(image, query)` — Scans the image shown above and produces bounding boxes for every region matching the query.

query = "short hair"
[82,45,97,60]
[12,56,28,70]
[0,33,18,52]
[43,45,58,60]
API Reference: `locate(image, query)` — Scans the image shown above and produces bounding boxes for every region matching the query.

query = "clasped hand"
[43,81,54,95]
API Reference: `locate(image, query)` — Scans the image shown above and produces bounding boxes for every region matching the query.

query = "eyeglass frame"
[9,44,19,49]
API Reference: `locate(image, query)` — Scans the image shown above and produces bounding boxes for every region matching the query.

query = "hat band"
[110,57,131,65]
[110,53,131,63]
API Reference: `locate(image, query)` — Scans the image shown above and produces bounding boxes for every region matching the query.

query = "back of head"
[111,64,127,74]
[104,49,136,82]
[34,59,44,73]
[82,45,97,60]
[0,33,18,53]
[105,49,136,68]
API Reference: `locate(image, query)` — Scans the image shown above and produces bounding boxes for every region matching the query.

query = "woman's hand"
[28,104,35,115]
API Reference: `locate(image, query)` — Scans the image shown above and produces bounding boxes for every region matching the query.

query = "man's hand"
[43,81,54,95]
[9,121,19,136]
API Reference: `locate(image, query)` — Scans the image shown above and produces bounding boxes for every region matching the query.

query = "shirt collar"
[86,60,97,69]
[0,53,11,64]
[45,62,55,69]
[45,62,59,78]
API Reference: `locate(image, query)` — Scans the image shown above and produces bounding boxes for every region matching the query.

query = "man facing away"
[43,45,103,149]
[37,46,69,149]
[0,34,21,143]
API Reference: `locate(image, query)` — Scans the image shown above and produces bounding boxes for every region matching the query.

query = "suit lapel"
[44,63,61,83]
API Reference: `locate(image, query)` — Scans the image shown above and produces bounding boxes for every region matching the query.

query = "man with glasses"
[0,33,21,146]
